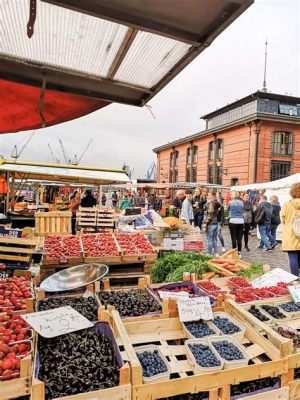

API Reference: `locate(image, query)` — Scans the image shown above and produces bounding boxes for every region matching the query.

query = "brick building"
[153,91,300,187]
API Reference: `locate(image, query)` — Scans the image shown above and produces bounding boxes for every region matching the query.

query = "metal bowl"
[40,263,109,292]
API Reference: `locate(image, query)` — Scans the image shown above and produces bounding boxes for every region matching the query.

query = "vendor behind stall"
[80,190,96,207]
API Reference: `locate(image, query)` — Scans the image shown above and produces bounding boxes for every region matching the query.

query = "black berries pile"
[231,377,279,396]
[248,305,270,322]
[212,340,245,361]
[261,305,286,319]
[279,302,300,313]
[38,296,98,321]
[188,343,221,368]
[213,316,241,334]
[136,349,167,377]
[38,326,119,399]
[99,289,161,318]
[184,321,216,338]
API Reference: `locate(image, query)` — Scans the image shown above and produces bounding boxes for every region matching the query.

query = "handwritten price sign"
[177,297,213,322]
[158,290,190,300]
[21,306,93,338]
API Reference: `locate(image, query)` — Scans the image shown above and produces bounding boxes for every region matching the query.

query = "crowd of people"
[68,184,300,275]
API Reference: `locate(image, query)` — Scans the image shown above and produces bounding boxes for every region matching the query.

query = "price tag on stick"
[177,297,213,322]
[21,306,93,338]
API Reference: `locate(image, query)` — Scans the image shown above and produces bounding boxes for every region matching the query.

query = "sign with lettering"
[288,285,300,303]
[21,306,93,338]
[251,268,298,288]
[177,296,213,322]
[0,226,22,238]
[158,290,189,300]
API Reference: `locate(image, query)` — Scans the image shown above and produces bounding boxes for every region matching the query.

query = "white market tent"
[231,174,300,192]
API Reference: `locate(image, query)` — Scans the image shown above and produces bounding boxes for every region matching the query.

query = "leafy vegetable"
[150,251,212,283]
[165,260,212,282]
[237,263,264,278]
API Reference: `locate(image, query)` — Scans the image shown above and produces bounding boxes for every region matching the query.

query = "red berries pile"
[81,233,119,257]
[228,277,252,289]
[0,314,31,343]
[0,342,31,380]
[44,235,82,259]
[0,277,32,313]
[115,233,154,255]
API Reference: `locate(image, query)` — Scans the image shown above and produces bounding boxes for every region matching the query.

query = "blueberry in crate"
[188,343,221,368]
[248,305,270,322]
[279,302,300,313]
[213,316,241,334]
[184,320,216,338]
[136,349,167,378]
[212,340,245,361]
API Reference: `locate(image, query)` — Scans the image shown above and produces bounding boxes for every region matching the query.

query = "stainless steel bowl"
[40,263,109,292]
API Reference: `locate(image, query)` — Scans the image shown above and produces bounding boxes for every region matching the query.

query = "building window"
[186,148,191,165]
[209,141,215,160]
[231,177,239,186]
[192,146,198,163]
[270,161,291,181]
[186,168,191,182]
[217,139,224,159]
[216,166,223,185]
[279,103,300,116]
[169,170,173,183]
[272,132,292,155]
[174,170,178,182]
[192,167,197,182]
[208,165,214,184]
[170,150,179,167]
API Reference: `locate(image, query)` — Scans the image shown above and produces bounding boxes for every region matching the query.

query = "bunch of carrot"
[207,259,240,277]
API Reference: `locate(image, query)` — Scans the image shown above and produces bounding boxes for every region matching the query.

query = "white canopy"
[231,173,300,191]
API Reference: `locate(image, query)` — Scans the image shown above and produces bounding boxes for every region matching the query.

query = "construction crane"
[58,138,71,164]
[122,163,134,179]
[48,143,60,164]
[146,161,156,180]
[72,139,93,165]
[11,131,36,160]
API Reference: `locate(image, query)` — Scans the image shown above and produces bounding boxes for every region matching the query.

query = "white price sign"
[252,268,298,288]
[288,285,300,303]
[177,296,213,322]
[21,306,93,338]
[158,290,190,300]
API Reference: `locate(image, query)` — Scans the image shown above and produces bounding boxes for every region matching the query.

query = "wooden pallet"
[0,356,32,400]
[97,208,115,228]
[109,310,287,400]
[0,237,38,264]
[35,211,72,236]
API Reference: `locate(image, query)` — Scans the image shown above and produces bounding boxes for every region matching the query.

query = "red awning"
[0,80,110,134]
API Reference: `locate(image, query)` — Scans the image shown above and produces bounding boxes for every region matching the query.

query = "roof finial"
[262,38,268,92]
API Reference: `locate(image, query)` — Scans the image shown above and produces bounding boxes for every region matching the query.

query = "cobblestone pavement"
[201,227,290,272]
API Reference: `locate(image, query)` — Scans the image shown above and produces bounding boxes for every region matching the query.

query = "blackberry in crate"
[261,305,286,319]
[248,305,270,322]
[136,349,167,378]
[213,316,241,334]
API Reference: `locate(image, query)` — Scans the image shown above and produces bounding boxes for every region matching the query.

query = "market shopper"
[270,195,281,241]
[254,195,275,251]
[243,193,254,251]
[111,191,118,207]
[133,190,146,208]
[80,190,96,208]
[216,192,226,252]
[204,192,221,255]
[281,183,300,275]
[120,193,132,210]
[227,191,244,257]
[193,188,206,228]
[101,192,107,206]
[181,190,194,225]
[170,190,185,217]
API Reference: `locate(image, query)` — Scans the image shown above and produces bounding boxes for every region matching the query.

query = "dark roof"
[201,90,300,119]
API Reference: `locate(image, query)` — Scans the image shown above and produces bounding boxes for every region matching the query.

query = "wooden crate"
[225,298,295,357]
[219,386,289,400]
[35,212,72,236]
[109,310,287,400]
[97,208,115,228]
[0,355,32,400]
[0,237,38,264]
[76,207,98,229]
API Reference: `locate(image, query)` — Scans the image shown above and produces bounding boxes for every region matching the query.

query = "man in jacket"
[254,195,276,251]
[133,190,146,208]
[270,195,281,242]
[181,190,194,225]
[80,190,97,208]
[170,190,185,218]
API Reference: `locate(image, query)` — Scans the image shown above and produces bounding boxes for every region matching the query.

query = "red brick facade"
[154,93,300,186]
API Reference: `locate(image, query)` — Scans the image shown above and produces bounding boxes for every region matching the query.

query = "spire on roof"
[262,38,268,92]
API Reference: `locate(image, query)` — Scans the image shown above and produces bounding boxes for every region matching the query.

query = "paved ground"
[201,227,290,272]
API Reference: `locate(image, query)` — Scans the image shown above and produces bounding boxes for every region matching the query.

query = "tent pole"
[5,171,10,214]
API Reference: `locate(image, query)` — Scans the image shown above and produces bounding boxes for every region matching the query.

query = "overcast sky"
[0,0,299,177]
